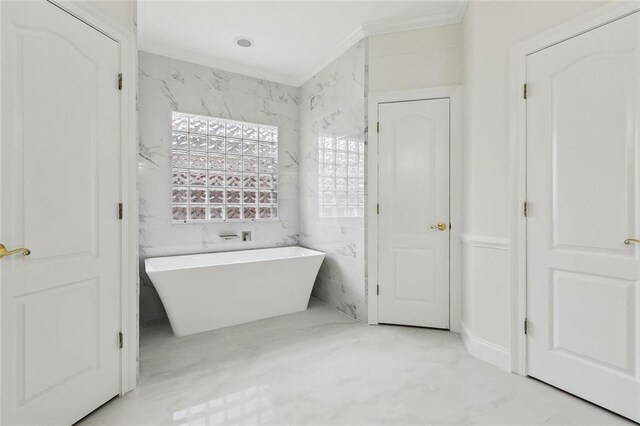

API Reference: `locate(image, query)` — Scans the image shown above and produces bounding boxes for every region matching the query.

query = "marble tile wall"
[138,52,300,321]
[299,41,368,321]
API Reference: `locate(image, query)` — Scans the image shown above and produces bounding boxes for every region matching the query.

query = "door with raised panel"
[1,2,122,424]
[526,10,640,422]
[378,99,450,329]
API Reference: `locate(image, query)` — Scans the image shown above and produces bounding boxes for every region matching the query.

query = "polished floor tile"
[79,299,635,425]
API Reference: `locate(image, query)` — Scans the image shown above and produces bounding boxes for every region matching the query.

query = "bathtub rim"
[144,245,325,273]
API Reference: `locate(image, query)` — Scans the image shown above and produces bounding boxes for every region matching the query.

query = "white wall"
[461,0,606,369]
[88,1,136,33]
[368,23,463,92]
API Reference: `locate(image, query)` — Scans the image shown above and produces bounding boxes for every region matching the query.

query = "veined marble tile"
[299,40,367,321]
[138,52,300,321]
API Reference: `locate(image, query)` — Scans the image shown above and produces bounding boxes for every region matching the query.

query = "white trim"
[460,233,510,251]
[361,2,468,36]
[138,41,301,88]
[508,1,640,376]
[139,2,468,88]
[367,86,463,333]
[297,27,364,87]
[461,321,510,371]
[48,0,139,395]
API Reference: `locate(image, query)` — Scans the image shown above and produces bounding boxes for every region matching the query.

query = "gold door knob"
[624,238,640,245]
[0,244,30,258]
[430,222,447,231]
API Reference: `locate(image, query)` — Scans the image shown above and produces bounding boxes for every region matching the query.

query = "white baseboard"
[461,321,511,371]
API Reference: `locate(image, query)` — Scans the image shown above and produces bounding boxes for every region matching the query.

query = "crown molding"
[296,26,365,86]
[138,1,468,88]
[138,41,301,87]
[361,1,468,36]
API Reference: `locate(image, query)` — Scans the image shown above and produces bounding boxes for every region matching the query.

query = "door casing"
[367,86,462,331]
[0,1,138,417]
[509,1,640,376]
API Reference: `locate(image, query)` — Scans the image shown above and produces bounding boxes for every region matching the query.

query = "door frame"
[0,0,139,405]
[508,1,640,376]
[367,86,462,332]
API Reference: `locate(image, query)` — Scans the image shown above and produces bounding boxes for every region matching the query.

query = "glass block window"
[318,134,365,217]
[171,112,278,222]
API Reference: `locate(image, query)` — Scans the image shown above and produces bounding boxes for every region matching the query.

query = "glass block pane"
[190,189,206,203]
[226,206,241,219]
[172,151,188,168]
[209,206,224,220]
[323,163,335,175]
[336,206,347,217]
[348,165,359,177]
[259,142,277,158]
[348,192,359,205]
[226,173,241,187]
[243,190,257,204]
[208,136,225,153]
[348,139,359,152]
[243,174,258,188]
[190,206,206,220]
[359,142,365,153]
[209,189,224,203]
[259,158,275,173]
[259,207,273,219]
[325,138,336,150]
[336,152,348,165]
[189,117,208,134]
[259,191,277,204]
[323,206,336,217]
[323,191,336,205]
[226,189,241,204]
[243,207,256,219]
[172,205,187,221]
[258,174,272,189]
[243,125,258,140]
[336,178,347,191]
[336,165,348,177]
[189,170,207,186]
[358,179,365,191]
[172,188,188,203]
[348,178,358,192]
[323,150,335,163]
[209,171,224,187]
[243,140,258,156]
[243,157,258,172]
[189,134,207,151]
[209,120,225,136]
[172,113,188,132]
[208,154,225,170]
[226,156,242,172]
[226,139,242,155]
[348,153,359,165]
[336,139,348,151]
[226,122,243,139]
[320,177,335,191]
[347,206,359,217]
[259,127,274,142]
[190,152,207,169]
[172,132,188,149]
[335,191,347,205]
[172,169,188,186]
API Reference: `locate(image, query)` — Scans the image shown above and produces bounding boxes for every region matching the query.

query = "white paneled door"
[378,99,450,329]
[526,11,640,422]
[1,2,122,424]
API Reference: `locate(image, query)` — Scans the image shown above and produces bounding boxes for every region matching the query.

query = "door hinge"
[523,83,528,100]
[377,204,380,214]
[118,73,123,91]
[118,203,123,220]
[118,331,124,349]
[376,284,379,296]
[376,122,379,133]
[523,201,528,218]
[524,318,528,335]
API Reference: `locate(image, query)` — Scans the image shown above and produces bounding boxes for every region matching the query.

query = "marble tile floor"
[79,299,635,426]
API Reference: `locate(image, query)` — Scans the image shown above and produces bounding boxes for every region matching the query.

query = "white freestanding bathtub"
[145,246,325,336]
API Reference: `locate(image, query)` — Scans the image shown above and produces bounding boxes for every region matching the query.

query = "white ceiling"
[137,1,467,87]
